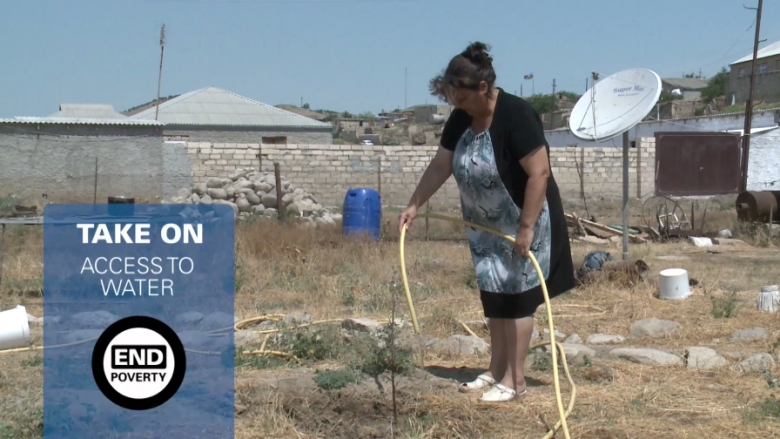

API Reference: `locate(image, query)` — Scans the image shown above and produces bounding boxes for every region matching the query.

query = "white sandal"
[458,374,495,393]
[478,383,526,402]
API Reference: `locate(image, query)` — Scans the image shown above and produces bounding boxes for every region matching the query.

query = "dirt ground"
[2,195,780,438]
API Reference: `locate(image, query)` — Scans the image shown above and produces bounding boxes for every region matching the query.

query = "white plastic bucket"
[658,268,692,300]
[0,305,31,350]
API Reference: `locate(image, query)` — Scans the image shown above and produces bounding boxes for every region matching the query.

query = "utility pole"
[550,79,556,129]
[154,24,166,121]
[739,0,763,193]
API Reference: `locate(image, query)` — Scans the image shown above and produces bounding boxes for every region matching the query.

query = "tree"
[524,91,581,115]
[658,90,683,103]
[700,68,728,104]
[302,103,310,109]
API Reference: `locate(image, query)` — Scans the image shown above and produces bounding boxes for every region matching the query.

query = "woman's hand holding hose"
[398,205,418,232]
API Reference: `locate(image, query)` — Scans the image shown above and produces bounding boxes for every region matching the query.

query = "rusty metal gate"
[654,131,742,197]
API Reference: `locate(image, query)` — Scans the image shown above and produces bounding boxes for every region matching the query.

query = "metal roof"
[128,86,333,129]
[0,116,163,126]
[731,39,780,65]
[50,104,129,119]
[661,78,709,90]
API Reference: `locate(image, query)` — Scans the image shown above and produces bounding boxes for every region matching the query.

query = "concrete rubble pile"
[165,168,342,227]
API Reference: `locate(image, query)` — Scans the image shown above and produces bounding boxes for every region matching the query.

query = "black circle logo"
[92,316,186,411]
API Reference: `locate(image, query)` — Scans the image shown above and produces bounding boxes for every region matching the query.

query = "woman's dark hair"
[429,41,497,101]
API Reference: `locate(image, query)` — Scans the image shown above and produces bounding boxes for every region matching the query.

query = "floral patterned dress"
[451,127,552,295]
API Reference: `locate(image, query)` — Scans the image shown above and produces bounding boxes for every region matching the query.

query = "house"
[404,104,453,124]
[50,103,130,119]
[728,39,780,105]
[0,110,166,204]
[128,87,334,144]
[661,78,709,101]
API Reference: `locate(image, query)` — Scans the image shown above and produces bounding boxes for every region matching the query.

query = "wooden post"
[93,157,98,204]
[274,162,284,221]
[425,202,430,241]
[0,224,5,285]
[579,148,585,202]
[377,156,382,199]
[636,141,641,199]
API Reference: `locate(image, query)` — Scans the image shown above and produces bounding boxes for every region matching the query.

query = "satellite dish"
[569,68,662,142]
[568,68,662,262]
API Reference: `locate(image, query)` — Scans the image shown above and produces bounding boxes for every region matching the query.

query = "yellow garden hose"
[399,212,575,439]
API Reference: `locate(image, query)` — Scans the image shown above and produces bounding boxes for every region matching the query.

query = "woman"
[398,42,575,402]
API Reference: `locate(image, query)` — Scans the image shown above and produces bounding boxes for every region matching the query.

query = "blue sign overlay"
[43,204,235,439]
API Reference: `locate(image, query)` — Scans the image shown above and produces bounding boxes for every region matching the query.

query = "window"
[776,60,780,71]
[738,68,746,77]
[262,136,287,145]
[758,63,768,74]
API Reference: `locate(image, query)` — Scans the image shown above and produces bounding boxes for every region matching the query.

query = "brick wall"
[184,139,656,208]
[166,129,333,144]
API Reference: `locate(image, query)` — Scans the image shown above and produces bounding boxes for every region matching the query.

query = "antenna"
[550,78,556,129]
[568,68,662,260]
[404,67,407,109]
[155,24,166,121]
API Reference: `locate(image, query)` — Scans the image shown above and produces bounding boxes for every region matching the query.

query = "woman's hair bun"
[461,41,492,66]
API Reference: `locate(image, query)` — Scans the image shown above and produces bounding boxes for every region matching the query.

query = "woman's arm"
[518,145,550,231]
[406,146,454,209]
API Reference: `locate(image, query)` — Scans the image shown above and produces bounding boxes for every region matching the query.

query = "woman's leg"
[484,318,508,382]
[500,316,535,392]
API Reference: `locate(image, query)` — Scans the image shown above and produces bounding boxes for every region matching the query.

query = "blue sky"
[1,0,778,118]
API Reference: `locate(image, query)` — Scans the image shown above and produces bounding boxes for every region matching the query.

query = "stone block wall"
[166,129,333,144]
[185,139,657,209]
[0,124,166,204]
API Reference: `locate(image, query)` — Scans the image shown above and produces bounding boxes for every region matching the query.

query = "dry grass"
[1,200,780,438]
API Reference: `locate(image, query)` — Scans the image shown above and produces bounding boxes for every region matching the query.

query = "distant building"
[728,39,780,105]
[51,103,131,119]
[0,112,165,203]
[274,104,329,121]
[128,87,334,144]
[661,78,709,101]
[404,104,453,124]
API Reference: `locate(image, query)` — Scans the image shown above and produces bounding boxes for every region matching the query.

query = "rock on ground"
[341,318,382,332]
[433,335,490,357]
[685,346,728,370]
[542,328,566,342]
[282,312,314,326]
[736,353,775,373]
[586,334,626,345]
[70,311,119,329]
[543,343,597,364]
[731,327,769,341]
[630,318,680,338]
[610,348,684,366]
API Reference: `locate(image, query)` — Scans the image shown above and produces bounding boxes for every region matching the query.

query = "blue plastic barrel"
[342,188,382,240]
